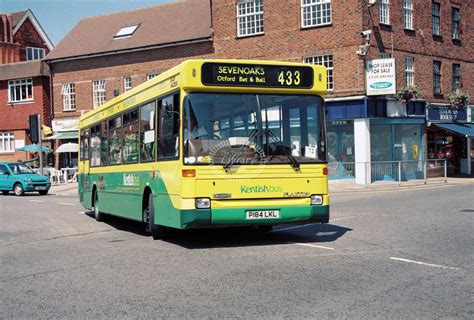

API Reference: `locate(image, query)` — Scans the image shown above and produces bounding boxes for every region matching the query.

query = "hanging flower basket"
[448,90,469,109]
[396,86,421,104]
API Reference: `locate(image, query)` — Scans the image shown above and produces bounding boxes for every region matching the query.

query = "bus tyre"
[145,196,166,240]
[94,191,104,222]
[258,225,273,232]
[14,183,24,196]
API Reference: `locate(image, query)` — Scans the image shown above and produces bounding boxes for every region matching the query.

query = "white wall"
[354,119,371,185]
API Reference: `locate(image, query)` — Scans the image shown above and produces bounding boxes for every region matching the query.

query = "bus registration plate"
[246,210,280,220]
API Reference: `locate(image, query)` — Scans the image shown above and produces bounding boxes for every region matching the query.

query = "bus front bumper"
[179,204,329,229]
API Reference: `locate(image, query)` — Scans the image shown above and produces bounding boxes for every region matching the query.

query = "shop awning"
[434,123,474,138]
[44,130,78,140]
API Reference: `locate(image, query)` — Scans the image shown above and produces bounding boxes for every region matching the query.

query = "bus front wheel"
[93,190,104,222]
[144,195,166,240]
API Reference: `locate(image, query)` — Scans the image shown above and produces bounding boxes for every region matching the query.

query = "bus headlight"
[310,195,323,205]
[195,198,211,209]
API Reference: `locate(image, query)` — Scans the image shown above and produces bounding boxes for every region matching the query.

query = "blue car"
[0,162,51,196]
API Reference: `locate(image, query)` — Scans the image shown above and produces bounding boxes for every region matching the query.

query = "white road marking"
[58,202,76,206]
[29,200,44,203]
[291,242,335,250]
[390,257,460,270]
[271,224,313,232]
[330,216,355,222]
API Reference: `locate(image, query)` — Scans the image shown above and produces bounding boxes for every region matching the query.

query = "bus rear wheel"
[144,195,166,240]
[94,191,104,222]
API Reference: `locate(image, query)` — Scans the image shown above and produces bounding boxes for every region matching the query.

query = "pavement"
[329,176,474,194]
[50,177,474,197]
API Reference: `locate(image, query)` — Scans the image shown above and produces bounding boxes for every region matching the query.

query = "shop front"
[325,95,426,183]
[48,118,79,169]
[426,105,474,176]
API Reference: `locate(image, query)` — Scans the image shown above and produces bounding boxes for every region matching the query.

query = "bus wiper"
[223,128,260,170]
[265,128,300,169]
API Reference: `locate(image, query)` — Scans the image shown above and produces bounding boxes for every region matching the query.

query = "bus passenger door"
[79,129,92,207]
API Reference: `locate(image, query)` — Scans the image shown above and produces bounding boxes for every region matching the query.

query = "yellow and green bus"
[78,59,329,239]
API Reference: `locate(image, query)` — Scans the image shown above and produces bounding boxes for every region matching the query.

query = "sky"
[1,0,173,45]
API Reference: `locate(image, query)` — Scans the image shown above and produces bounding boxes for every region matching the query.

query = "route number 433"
[278,70,301,86]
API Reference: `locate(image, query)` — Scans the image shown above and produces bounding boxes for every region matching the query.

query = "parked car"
[0,162,51,196]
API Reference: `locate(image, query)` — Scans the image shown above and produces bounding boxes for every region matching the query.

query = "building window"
[452,64,461,91]
[451,8,461,39]
[379,0,390,25]
[124,76,132,92]
[61,83,76,111]
[92,80,106,108]
[304,54,333,90]
[404,0,413,30]
[147,73,158,81]
[379,52,391,59]
[0,132,15,153]
[432,2,440,36]
[26,47,45,61]
[433,61,441,94]
[237,0,264,37]
[301,0,332,28]
[8,78,33,103]
[405,57,414,87]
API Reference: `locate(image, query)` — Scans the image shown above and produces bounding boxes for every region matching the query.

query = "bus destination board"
[201,62,314,89]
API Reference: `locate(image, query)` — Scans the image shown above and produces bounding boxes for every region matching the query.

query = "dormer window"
[114,24,140,39]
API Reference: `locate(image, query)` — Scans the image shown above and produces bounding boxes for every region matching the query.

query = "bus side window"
[80,129,90,160]
[158,93,180,159]
[123,109,139,164]
[139,100,156,162]
[90,125,101,167]
[100,121,108,166]
[108,116,123,165]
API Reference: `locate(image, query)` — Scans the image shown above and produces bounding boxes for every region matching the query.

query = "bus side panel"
[98,171,143,221]
[78,173,93,210]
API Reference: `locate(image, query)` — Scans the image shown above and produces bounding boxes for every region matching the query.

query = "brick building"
[45,0,473,176]
[45,0,213,168]
[0,10,54,162]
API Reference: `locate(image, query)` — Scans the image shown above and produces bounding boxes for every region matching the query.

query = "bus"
[78,59,329,239]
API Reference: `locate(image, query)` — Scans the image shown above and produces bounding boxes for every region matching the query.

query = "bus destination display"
[201,63,314,89]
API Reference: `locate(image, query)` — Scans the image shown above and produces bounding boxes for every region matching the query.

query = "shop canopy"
[434,123,474,138]
[44,131,78,140]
